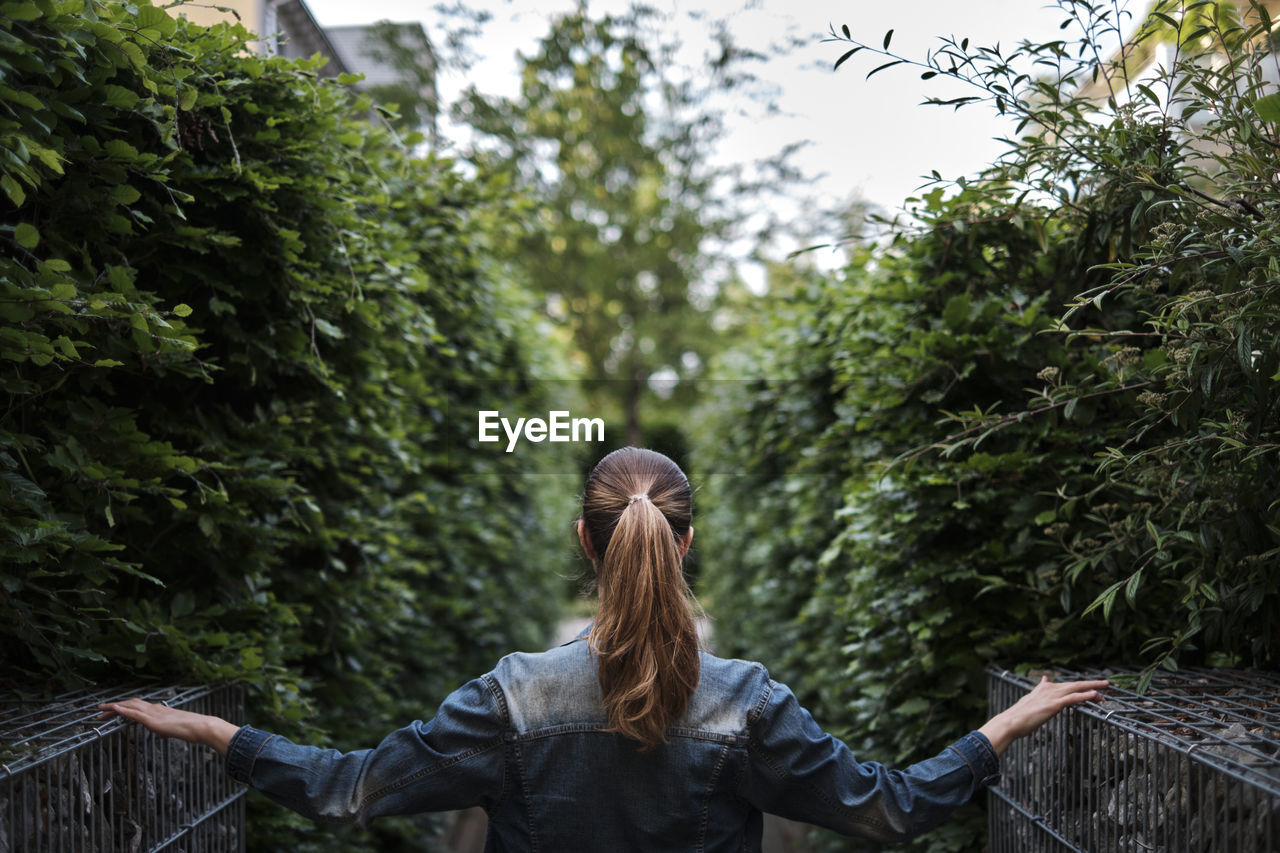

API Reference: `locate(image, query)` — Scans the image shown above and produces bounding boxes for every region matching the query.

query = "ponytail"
[581,448,699,749]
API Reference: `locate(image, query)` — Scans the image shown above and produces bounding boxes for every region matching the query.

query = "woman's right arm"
[740,675,1107,843]
[98,698,239,755]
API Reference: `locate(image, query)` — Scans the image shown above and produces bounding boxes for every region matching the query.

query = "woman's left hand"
[978,675,1108,756]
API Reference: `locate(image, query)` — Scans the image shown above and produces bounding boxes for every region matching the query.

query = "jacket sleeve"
[224,675,507,827]
[738,678,1000,842]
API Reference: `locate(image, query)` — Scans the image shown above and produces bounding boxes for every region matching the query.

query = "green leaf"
[883,28,894,50]
[173,303,193,317]
[941,293,971,330]
[1083,579,1124,619]
[135,5,177,36]
[1254,93,1280,122]
[103,84,138,109]
[1,174,25,207]
[0,2,41,21]
[1237,325,1254,373]
[104,139,139,160]
[1135,668,1156,694]
[833,47,860,70]
[0,84,43,111]
[1124,569,1143,608]
[119,40,146,69]
[53,335,78,358]
[14,222,39,248]
[1,470,46,504]
[1145,519,1162,549]
[110,184,141,205]
[867,59,906,79]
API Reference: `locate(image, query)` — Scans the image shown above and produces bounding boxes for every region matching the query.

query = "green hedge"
[1,2,568,849]
[698,4,1280,851]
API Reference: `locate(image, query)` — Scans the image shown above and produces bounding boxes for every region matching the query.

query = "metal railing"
[987,665,1280,852]
[0,683,246,853]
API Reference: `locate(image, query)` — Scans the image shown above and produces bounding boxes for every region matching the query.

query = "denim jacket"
[225,633,1000,851]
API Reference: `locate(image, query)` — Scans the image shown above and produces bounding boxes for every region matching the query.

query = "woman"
[98,446,1107,851]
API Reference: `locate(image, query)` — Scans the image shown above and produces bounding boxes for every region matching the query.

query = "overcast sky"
[304,1,1117,269]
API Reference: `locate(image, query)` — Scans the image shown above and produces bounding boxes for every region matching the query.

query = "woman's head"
[579,446,692,561]
[578,447,700,749]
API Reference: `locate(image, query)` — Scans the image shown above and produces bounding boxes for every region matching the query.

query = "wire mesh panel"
[0,683,246,853]
[987,665,1280,853]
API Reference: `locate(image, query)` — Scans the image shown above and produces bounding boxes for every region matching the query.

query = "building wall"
[168,0,265,33]
[165,0,345,74]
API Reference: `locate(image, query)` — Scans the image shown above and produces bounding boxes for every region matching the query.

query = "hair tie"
[628,493,649,504]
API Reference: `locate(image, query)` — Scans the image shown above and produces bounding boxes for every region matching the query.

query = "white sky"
[305,1,1111,272]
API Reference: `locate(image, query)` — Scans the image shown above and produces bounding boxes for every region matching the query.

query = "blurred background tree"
[458,3,773,445]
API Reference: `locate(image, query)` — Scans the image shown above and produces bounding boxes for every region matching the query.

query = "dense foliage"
[699,2,1280,851]
[1,2,571,849]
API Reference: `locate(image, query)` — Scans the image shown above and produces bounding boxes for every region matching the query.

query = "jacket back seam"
[511,737,540,852]
[696,741,733,853]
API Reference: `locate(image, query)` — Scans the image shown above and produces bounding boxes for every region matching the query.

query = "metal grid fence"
[0,683,246,853]
[987,665,1280,853]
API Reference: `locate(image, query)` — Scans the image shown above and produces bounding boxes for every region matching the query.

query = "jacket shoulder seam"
[745,664,772,726]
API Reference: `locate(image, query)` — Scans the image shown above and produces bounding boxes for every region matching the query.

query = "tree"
[459,4,742,444]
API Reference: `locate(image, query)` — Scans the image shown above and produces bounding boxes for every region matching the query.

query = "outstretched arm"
[977,675,1109,756]
[97,699,240,755]
[742,673,1108,843]
[99,678,508,826]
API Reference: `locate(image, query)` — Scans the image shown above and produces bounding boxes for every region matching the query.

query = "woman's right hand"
[97,698,240,756]
[978,675,1108,756]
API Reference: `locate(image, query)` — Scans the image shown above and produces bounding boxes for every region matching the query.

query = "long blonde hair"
[581,447,699,749]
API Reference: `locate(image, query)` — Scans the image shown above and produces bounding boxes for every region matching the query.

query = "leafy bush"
[699,2,1280,851]
[1,2,569,848]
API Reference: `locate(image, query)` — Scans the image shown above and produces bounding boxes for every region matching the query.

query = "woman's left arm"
[977,675,1110,756]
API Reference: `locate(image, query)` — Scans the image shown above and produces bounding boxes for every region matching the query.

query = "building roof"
[273,0,348,76]
[324,22,434,89]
